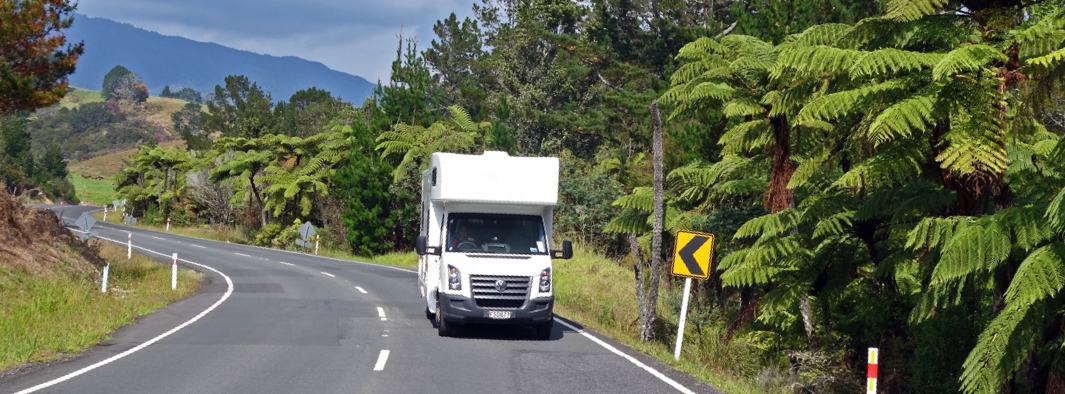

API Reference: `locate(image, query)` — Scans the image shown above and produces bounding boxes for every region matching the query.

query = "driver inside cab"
[450,226,476,249]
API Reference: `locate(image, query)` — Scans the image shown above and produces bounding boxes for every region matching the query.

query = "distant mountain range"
[64,15,376,104]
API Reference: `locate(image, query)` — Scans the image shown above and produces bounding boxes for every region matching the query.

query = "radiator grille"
[471,275,531,309]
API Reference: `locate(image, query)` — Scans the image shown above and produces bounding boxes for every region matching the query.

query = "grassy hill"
[28,88,195,163]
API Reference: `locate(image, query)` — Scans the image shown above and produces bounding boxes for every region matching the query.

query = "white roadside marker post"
[166,218,170,231]
[127,232,132,259]
[867,348,878,394]
[315,235,320,255]
[103,206,107,222]
[674,277,693,361]
[101,264,110,293]
[171,253,178,290]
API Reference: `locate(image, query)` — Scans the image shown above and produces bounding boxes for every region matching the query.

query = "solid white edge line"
[355,286,367,294]
[373,350,390,371]
[320,272,335,277]
[15,235,234,394]
[554,319,696,394]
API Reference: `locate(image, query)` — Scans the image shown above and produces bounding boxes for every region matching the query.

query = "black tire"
[425,305,434,320]
[436,300,451,337]
[535,320,553,340]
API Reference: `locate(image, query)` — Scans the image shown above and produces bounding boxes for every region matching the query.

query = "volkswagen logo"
[494,279,508,292]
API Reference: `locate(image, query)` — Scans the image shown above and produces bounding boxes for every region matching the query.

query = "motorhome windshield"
[445,214,547,255]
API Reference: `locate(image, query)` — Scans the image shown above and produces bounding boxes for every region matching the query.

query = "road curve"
[2,205,723,394]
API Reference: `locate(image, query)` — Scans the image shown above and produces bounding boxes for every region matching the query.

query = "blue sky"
[76,0,478,81]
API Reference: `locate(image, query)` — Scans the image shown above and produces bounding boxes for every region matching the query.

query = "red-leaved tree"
[0,0,83,114]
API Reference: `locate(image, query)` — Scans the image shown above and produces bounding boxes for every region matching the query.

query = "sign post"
[101,264,110,293]
[171,253,178,290]
[669,230,715,361]
[867,348,878,394]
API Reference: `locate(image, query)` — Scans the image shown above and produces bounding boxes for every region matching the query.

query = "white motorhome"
[415,151,572,339]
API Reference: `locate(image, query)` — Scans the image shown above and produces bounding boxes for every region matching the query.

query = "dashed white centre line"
[235,253,251,257]
[377,307,387,321]
[191,244,206,249]
[152,236,164,240]
[321,272,335,277]
[355,286,367,294]
[279,262,294,266]
[373,350,390,371]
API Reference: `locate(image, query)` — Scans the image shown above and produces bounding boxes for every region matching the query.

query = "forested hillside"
[48,0,1065,392]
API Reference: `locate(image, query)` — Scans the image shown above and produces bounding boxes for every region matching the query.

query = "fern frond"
[776,45,863,77]
[734,209,801,240]
[906,216,965,251]
[605,212,653,234]
[867,94,941,146]
[795,77,910,123]
[813,210,855,239]
[931,222,1011,284]
[850,48,944,79]
[676,37,728,60]
[786,23,853,49]
[932,45,1008,81]
[612,187,654,211]
[959,301,1042,394]
[885,0,950,22]
[1004,242,1065,305]
[834,140,927,190]
[1025,46,1065,68]
[722,98,765,118]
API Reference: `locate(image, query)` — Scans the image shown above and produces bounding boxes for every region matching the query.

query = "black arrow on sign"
[678,236,708,276]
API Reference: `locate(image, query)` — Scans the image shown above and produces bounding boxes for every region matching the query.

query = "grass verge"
[0,241,202,371]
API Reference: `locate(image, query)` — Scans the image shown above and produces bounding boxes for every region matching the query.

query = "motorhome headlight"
[539,268,551,293]
[448,265,462,291]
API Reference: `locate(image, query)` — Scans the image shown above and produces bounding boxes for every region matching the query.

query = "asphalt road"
[3,205,723,394]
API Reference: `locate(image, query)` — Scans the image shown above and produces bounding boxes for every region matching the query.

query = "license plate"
[486,310,512,319]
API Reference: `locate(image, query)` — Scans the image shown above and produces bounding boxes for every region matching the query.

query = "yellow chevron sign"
[670,230,715,280]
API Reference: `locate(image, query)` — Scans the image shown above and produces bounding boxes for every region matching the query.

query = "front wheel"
[535,320,553,340]
[436,300,451,337]
[425,305,434,320]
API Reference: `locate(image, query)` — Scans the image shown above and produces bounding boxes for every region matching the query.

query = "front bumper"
[438,293,553,325]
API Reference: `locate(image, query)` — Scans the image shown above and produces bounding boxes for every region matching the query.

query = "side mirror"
[552,240,574,260]
[415,235,427,255]
[415,235,440,256]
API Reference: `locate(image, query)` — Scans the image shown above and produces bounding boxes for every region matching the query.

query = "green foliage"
[100,65,131,100]
[160,86,203,104]
[332,121,396,255]
[202,75,275,139]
